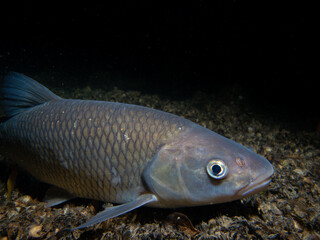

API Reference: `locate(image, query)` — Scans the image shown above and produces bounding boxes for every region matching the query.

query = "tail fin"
[1,72,62,118]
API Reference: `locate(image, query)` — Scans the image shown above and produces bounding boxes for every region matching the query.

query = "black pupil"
[211,164,222,175]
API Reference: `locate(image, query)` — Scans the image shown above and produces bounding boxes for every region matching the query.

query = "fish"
[0,72,274,229]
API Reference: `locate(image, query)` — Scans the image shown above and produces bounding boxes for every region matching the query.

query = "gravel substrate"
[0,74,319,239]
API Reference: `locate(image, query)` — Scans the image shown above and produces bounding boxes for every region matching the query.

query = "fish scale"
[0,72,274,229]
[1,98,187,203]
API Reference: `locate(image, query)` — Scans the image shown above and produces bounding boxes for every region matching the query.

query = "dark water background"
[0,1,318,127]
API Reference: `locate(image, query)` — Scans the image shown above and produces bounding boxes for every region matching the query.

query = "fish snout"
[236,155,274,197]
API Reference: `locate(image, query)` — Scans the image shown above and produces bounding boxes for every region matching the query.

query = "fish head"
[143,125,274,207]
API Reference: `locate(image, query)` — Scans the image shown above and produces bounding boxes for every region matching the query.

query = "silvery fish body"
[0,72,274,229]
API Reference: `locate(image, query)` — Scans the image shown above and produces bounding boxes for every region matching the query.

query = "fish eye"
[206,159,228,179]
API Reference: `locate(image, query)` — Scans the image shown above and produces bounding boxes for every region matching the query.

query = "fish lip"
[236,173,274,197]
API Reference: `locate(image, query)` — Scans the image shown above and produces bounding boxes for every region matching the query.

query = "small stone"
[265,146,272,152]
[20,195,32,203]
[28,225,42,238]
[293,219,303,232]
[293,168,306,176]
[248,127,254,132]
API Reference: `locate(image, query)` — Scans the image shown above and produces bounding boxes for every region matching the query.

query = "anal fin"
[72,194,158,230]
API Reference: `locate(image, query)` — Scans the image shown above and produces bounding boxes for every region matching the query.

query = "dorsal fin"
[1,72,62,118]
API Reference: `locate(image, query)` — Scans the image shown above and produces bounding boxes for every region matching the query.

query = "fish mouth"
[236,173,273,197]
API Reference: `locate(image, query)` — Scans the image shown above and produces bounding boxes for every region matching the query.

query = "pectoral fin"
[72,194,158,230]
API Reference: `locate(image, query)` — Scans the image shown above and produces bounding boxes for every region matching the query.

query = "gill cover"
[143,141,210,207]
[143,146,187,204]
